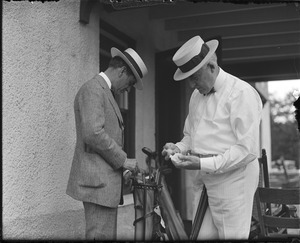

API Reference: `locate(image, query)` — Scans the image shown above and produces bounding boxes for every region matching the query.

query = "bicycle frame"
[132,147,189,240]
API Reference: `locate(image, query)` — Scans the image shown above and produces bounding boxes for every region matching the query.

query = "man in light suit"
[66,47,148,240]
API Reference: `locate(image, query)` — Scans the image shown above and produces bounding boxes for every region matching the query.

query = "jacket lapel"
[95,75,124,126]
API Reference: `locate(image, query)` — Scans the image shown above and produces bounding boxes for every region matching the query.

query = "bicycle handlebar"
[142,147,157,158]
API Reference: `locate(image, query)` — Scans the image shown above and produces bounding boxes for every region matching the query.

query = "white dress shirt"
[176,68,263,174]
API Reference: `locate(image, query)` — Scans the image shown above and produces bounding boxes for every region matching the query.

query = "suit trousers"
[83,201,118,240]
[193,160,259,240]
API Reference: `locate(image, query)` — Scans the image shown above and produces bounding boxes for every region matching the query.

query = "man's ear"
[207,60,217,73]
[118,66,127,77]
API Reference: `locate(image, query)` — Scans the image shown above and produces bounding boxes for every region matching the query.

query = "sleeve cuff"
[112,150,127,170]
[199,157,216,173]
[175,142,187,154]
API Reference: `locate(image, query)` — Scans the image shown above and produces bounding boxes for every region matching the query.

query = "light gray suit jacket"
[66,74,126,208]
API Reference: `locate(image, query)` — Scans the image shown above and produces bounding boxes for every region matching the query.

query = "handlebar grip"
[142,147,156,158]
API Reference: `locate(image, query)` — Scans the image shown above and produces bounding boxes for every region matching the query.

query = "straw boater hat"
[172,36,219,81]
[111,47,148,90]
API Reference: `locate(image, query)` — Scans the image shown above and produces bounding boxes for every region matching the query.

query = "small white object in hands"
[170,153,182,163]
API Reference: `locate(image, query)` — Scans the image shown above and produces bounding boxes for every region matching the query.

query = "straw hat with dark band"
[111,47,148,90]
[173,36,219,81]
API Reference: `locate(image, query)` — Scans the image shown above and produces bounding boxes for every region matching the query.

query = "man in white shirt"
[162,36,262,240]
[67,47,148,240]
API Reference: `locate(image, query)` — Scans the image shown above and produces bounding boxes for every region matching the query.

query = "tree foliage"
[269,91,300,169]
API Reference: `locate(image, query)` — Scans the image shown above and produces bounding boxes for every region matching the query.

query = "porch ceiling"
[149,2,300,65]
[98,0,300,82]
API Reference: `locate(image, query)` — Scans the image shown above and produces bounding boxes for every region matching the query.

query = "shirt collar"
[99,72,112,89]
[213,67,226,92]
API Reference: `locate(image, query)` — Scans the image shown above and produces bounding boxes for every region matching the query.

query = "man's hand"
[123,158,138,172]
[162,143,181,160]
[171,154,201,170]
[123,170,132,186]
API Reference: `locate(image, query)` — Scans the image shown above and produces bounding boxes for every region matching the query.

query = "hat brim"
[173,39,219,81]
[111,47,143,90]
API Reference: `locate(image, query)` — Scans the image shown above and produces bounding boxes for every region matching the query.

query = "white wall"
[3,1,100,239]
[3,2,158,239]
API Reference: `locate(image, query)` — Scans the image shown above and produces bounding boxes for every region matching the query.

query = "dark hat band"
[178,43,209,73]
[123,52,143,78]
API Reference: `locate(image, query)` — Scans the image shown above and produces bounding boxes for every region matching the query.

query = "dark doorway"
[155,48,187,217]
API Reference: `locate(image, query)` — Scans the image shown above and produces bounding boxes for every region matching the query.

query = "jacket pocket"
[78,152,107,188]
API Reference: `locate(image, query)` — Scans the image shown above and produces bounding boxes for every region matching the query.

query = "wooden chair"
[250,149,270,238]
[258,149,271,214]
[258,149,270,188]
[251,149,300,240]
[255,187,300,240]
[251,149,270,219]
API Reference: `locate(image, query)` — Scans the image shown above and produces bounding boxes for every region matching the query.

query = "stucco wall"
[3,1,100,239]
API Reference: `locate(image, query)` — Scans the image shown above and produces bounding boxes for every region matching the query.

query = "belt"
[186,150,217,158]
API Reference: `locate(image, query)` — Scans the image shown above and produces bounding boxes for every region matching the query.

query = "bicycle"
[131,147,207,241]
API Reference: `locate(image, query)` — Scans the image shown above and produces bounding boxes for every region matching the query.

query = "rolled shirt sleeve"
[176,90,199,153]
[176,114,192,154]
[200,87,262,173]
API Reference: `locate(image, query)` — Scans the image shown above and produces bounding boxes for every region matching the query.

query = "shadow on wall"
[3,208,85,240]
[3,202,135,240]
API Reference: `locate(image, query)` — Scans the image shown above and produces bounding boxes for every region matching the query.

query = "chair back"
[256,187,300,238]
[252,149,270,221]
[258,149,269,188]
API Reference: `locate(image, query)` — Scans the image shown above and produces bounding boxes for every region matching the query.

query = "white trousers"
[192,160,259,240]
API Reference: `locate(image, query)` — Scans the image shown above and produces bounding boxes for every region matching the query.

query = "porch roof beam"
[164,5,299,31]
[177,19,300,42]
[149,2,286,20]
[79,0,98,24]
